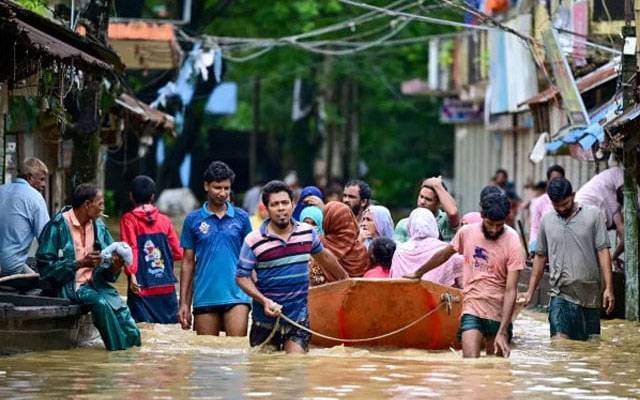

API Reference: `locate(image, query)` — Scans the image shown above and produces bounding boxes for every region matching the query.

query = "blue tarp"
[546,97,621,153]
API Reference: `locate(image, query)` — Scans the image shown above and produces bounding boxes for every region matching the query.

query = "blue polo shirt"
[180,202,252,308]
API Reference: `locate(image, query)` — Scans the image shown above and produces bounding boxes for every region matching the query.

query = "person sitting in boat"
[363,237,395,279]
[309,202,369,286]
[389,208,463,288]
[120,175,184,324]
[359,205,394,249]
[404,193,524,358]
[36,183,141,351]
[0,158,49,277]
[299,205,324,235]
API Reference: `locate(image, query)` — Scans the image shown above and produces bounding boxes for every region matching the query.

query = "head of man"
[480,193,510,240]
[342,179,371,217]
[71,183,104,222]
[480,185,502,203]
[19,158,48,193]
[203,161,235,207]
[546,164,565,181]
[493,169,508,188]
[547,177,575,219]
[417,184,440,214]
[130,175,156,206]
[262,180,294,230]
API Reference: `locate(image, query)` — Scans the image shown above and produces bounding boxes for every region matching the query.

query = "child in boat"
[120,176,183,324]
[363,237,395,279]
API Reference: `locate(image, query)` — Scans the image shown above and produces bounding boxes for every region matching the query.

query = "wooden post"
[250,77,260,186]
[623,2,639,320]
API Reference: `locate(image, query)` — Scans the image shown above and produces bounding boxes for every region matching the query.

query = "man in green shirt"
[394,177,460,243]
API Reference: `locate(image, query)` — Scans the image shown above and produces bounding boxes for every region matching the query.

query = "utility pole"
[623,0,639,320]
[250,77,260,186]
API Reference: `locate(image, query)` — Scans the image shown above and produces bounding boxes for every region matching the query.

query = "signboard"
[440,98,483,124]
[542,27,589,127]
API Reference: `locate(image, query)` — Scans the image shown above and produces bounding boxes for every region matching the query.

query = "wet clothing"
[394,209,455,243]
[181,202,252,309]
[0,178,49,276]
[36,207,141,351]
[457,313,513,341]
[249,318,311,351]
[120,205,183,323]
[548,296,600,340]
[320,202,369,280]
[536,205,610,309]
[451,223,525,322]
[237,220,323,324]
[193,303,248,316]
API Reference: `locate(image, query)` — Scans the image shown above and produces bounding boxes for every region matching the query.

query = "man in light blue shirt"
[0,158,49,276]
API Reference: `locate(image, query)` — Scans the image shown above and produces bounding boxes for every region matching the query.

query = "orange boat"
[308,278,463,350]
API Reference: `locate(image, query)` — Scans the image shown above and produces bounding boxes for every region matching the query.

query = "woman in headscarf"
[309,201,369,286]
[359,205,395,249]
[299,205,324,235]
[461,211,482,226]
[390,208,463,288]
[292,186,324,221]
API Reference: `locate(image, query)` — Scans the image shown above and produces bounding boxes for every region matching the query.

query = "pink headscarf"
[390,208,463,288]
[461,212,482,225]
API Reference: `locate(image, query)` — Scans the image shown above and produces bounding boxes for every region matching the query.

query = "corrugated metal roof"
[115,93,175,135]
[519,60,619,106]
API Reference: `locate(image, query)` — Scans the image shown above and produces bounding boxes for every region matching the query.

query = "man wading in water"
[404,193,524,358]
[236,180,346,353]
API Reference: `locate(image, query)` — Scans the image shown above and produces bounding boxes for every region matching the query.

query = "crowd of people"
[0,157,624,357]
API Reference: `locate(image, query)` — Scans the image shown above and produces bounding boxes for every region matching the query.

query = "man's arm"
[404,245,456,279]
[311,249,348,280]
[494,269,520,358]
[178,249,195,329]
[598,248,615,314]
[426,177,460,228]
[523,254,547,305]
[611,212,624,261]
[235,276,281,318]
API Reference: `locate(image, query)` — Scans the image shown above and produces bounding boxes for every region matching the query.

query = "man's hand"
[403,272,422,280]
[129,274,140,295]
[303,195,325,209]
[78,251,102,269]
[519,291,533,307]
[112,252,125,269]
[178,303,192,330]
[423,176,442,188]
[603,287,615,315]
[264,299,282,318]
[494,332,511,358]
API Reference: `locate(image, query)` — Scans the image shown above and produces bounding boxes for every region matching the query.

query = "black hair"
[533,181,547,191]
[130,175,156,204]
[480,185,502,202]
[480,193,510,221]
[71,183,99,209]
[345,179,371,201]
[547,177,573,203]
[494,168,508,178]
[370,237,396,269]
[546,164,565,180]
[204,161,235,183]
[261,180,293,206]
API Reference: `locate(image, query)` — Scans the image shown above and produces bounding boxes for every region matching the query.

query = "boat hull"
[308,279,463,350]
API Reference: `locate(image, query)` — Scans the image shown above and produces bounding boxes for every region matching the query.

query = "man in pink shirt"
[529,165,565,254]
[405,193,525,358]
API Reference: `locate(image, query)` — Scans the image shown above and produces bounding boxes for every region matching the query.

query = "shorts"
[249,318,311,351]
[548,296,600,341]
[193,303,249,316]
[457,313,513,342]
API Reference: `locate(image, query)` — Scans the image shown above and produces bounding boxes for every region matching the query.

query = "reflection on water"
[1,311,639,399]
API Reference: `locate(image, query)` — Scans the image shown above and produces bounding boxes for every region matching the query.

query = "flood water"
[1,309,640,399]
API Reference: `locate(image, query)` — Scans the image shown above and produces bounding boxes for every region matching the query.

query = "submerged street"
[2,311,640,399]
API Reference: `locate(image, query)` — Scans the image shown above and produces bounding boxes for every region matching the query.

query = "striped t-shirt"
[236,220,323,323]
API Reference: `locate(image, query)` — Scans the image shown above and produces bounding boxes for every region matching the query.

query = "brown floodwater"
[1,309,639,399]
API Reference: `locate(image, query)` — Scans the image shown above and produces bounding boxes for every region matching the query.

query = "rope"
[257,293,457,346]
